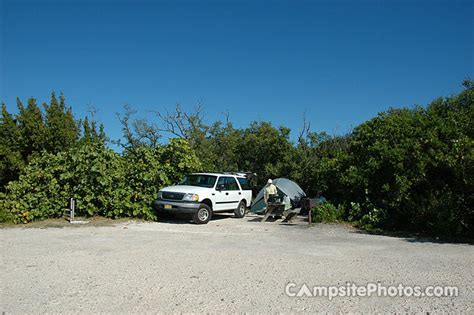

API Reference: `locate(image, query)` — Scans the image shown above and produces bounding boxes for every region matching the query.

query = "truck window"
[217,176,243,191]
[225,177,240,190]
[216,177,227,190]
[237,178,251,190]
[180,174,217,188]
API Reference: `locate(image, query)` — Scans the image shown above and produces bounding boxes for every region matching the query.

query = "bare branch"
[153,103,208,143]
[86,103,98,121]
[298,111,311,145]
[114,104,161,152]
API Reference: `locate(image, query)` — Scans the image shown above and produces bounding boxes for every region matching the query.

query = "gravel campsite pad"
[1,214,473,313]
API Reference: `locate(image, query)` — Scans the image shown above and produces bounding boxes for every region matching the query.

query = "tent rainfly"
[250,178,306,213]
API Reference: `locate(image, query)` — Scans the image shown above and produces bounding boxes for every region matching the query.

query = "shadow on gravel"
[247,217,279,223]
[157,213,233,225]
[404,237,473,245]
[245,215,310,228]
[351,229,474,245]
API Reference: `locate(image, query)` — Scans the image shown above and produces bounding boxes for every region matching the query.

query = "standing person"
[264,179,278,205]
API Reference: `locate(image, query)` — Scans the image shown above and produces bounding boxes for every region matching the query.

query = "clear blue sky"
[1,0,472,145]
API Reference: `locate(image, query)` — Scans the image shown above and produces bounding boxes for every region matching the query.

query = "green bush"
[348,202,386,232]
[1,143,122,222]
[311,202,345,223]
[0,139,201,223]
[341,83,473,237]
[0,192,16,222]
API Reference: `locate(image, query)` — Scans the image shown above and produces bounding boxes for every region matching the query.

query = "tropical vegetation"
[1,81,472,238]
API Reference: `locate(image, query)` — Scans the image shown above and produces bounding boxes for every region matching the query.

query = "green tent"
[250,178,306,214]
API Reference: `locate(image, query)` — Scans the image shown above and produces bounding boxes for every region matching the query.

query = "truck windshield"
[180,175,217,188]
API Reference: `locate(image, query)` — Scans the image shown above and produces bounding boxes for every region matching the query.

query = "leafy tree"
[0,103,24,188]
[345,81,473,237]
[237,121,294,186]
[43,92,79,153]
[16,97,47,159]
[206,120,242,172]
[80,116,106,145]
[291,131,351,199]
[0,92,93,189]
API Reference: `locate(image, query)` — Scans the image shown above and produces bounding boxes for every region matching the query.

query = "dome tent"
[250,178,306,213]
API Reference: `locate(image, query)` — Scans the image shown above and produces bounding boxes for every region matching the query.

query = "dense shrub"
[0,139,201,223]
[347,201,386,232]
[342,82,473,237]
[311,202,345,223]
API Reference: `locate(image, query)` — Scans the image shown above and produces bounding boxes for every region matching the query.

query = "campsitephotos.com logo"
[285,282,459,300]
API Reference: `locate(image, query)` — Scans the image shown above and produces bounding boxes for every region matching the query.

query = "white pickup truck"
[153,173,253,224]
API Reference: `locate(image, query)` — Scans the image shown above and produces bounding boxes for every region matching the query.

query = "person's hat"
[267,179,273,184]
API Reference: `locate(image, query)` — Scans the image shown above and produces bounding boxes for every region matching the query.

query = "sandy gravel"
[1,214,473,313]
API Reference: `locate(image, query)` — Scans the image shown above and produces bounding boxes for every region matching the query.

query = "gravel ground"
[1,214,473,313]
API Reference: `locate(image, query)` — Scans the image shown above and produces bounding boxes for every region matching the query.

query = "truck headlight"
[157,191,163,199]
[183,193,199,202]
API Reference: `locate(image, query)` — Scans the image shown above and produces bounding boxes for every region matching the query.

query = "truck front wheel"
[193,204,212,224]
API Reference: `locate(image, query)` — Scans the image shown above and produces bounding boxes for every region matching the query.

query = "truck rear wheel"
[234,200,246,218]
[193,204,212,224]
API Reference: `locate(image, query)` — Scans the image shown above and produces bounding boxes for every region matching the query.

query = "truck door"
[223,177,241,210]
[214,176,240,211]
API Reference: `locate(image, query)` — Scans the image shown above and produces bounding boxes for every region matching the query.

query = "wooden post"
[308,207,312,225]
[70,198,75,222]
